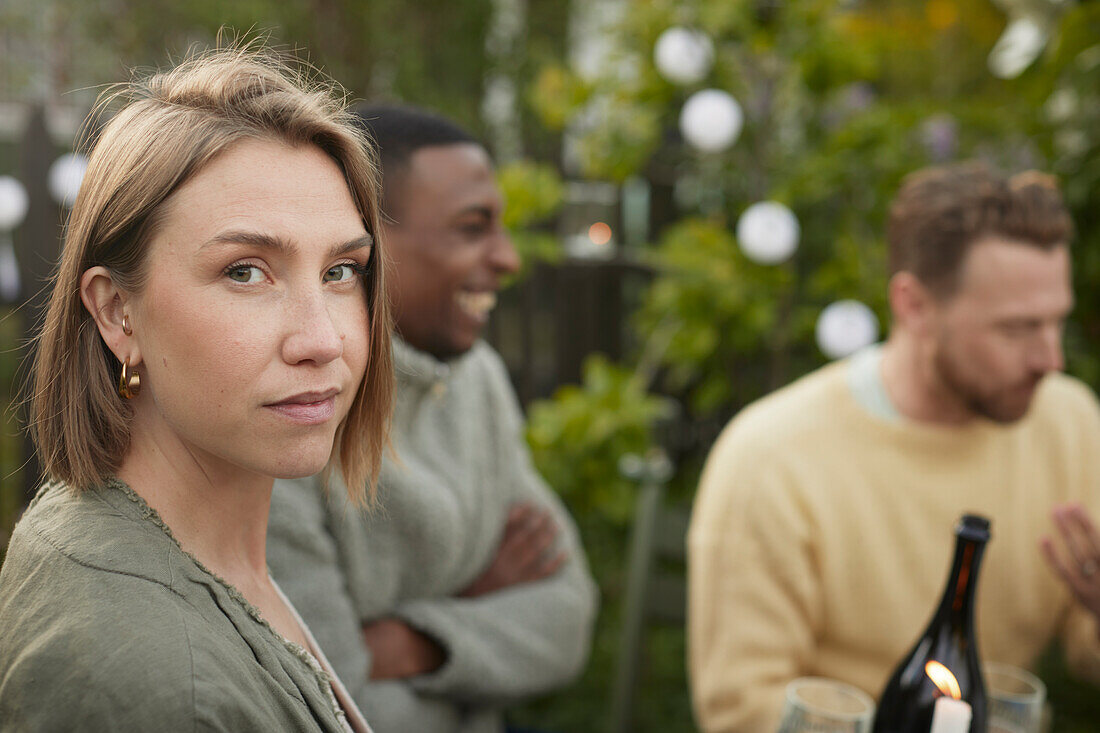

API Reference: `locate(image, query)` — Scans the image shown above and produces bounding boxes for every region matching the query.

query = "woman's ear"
[80,267,142,366]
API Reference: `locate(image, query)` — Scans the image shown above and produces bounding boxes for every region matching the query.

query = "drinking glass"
[984,662,1046,733]
[778,677,876,733]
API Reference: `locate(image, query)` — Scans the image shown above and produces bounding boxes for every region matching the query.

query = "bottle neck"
[935,535,987,631]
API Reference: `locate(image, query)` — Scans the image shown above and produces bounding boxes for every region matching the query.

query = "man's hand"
[458,502,567,598]
[1040,503,1100,628]
[361,617,447,680]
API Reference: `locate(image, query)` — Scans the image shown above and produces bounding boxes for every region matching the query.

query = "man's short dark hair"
[350,103,479,217]
[887,161,1074,297]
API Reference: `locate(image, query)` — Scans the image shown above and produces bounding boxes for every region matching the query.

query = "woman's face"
[125,138,372,482]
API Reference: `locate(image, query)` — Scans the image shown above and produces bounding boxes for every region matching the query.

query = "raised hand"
[1040,503,1100,625]
[459,502,567,598]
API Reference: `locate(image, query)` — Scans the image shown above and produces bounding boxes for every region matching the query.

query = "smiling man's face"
[383,143,520,359]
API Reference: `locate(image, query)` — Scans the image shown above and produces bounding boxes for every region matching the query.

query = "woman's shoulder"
[2,483,269,663]
[0,614,198,729]
[0,485,327,731]
[9,480,180,586]
[0,529,201,729]
[0,600,317,731]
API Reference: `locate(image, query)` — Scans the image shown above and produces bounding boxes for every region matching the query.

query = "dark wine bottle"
[872,514,991,733]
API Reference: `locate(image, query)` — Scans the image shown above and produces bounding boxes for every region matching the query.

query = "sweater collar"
[391,332,468,388]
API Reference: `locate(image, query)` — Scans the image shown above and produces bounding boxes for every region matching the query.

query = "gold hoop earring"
[118,357,141,399]
[122,315,133,336]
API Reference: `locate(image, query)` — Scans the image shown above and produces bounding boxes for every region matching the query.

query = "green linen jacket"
[0,479,351,732]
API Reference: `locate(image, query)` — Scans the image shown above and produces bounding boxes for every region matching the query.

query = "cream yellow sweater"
[688,360,1100,733]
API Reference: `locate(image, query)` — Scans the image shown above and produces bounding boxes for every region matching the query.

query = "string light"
[680,89,743,153]
[48,153,88,208]
[654,27,714,85]
[736,201,799,265]
[0,176,26,304]
[0,176,29,230]
[816,300,879,360]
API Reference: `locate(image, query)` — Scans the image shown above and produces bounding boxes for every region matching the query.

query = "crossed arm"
[360,472,598,704]
[270,475,596,705]
[362,501,569,681]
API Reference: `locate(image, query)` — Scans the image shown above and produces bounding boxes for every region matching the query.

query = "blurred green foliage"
[527,354,675,526]
[525,0,1100,451]
[634,218,796,413]
[52,0,494,133]
[0,0,569,152]
[497,159,566,278]
[528,0,1100,417]
[499,160,566,230]
[530,64,592,132]
[518,1,1100,730]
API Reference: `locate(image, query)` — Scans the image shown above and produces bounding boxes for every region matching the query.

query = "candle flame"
[925,661,962,699]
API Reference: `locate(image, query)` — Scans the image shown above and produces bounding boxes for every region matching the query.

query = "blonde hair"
[30,43,392,503]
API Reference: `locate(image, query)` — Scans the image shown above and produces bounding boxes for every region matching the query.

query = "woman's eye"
[323,264,360,283]
[226,264,264,283]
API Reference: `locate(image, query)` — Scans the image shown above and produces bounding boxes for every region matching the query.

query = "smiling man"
[688,162,1100,732]
[382,139,509,358]
[267,105,597,733]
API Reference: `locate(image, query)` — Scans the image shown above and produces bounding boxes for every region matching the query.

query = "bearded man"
[688,162,1100,732]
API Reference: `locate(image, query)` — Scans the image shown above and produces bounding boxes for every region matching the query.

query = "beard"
[933,344,1044,424]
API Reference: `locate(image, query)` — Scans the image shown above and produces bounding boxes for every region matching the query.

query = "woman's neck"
[116,414,273,583]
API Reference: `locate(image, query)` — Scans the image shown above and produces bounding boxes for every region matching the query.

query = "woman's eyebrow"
[330,233,374,258]
[201,230,296,255]
[199,231,373,258]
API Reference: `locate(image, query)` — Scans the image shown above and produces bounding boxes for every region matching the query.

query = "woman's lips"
[265,390,339,425]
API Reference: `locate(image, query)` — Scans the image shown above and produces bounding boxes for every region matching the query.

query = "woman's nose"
[281,289,344,366]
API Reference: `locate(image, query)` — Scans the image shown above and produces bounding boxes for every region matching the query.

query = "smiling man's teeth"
[455,291,497,318]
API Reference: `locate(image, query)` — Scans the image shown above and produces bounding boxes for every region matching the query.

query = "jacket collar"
[391,332,468,388]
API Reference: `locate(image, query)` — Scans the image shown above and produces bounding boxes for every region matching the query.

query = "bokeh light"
[654,27,714,86]
[816,300,880,360]
[588,222,612,245]
[0,177,29,231]
[680,89,743,153]
[736,201,800,265]
[48,153,88,208]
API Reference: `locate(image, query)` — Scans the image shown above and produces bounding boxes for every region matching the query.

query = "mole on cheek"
[163,358,168,368]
